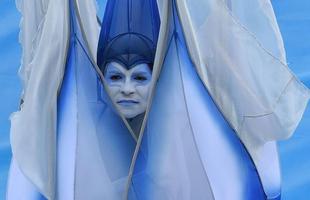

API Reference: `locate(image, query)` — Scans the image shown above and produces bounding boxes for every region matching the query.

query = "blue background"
[0,0,309,199]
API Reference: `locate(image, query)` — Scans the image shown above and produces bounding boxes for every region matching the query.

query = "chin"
[118,106,145,119]
[123,113,139,119]
[122,110,144,119]
[118,109,137,119]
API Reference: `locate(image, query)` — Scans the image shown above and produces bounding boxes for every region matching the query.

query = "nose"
[120,80,135,96]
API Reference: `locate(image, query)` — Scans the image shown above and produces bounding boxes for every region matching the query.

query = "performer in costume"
[7,0,310,199]
[99,32,157,136]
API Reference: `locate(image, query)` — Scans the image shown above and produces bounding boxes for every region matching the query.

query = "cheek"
[135,84,151,100]
[105,84,121,98]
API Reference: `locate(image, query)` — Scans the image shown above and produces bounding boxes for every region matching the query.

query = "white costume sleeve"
[11,0,70,199]
[15,0,49,98]
[10,0,99,198]
[174,0,310,157]
[75,0,100,62]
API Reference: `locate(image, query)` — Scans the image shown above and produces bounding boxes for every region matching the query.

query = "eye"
[133,75,147,81]
[110,75,122,81]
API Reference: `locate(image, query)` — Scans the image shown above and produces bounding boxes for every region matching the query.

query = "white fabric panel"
[10,0,70,199]
[176,0,310,157]
[15,0,50,98]
[75,0,100,63]
[226,0,286,63]
[156,0,164,18]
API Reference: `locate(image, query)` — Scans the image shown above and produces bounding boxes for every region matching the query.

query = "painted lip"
[117,100,139,106]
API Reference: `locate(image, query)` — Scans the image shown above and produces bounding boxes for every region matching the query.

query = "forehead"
[105,62,151,74]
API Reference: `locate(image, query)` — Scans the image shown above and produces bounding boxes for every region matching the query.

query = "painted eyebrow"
[131,72,150,76]
[106,70,123,75]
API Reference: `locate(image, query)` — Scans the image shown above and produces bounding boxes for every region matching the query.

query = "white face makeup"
[104,61,152,119]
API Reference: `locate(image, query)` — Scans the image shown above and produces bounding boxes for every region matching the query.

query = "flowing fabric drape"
[7,0,309,199]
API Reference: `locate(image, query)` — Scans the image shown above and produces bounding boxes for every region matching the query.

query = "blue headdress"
[97,0,160,72]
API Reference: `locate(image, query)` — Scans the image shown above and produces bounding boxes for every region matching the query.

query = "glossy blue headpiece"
[97,0,160,72]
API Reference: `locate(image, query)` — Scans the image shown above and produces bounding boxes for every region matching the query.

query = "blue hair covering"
[97,0,160,72]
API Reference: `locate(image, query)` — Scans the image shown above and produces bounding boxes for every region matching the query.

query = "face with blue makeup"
[104,61,152,119]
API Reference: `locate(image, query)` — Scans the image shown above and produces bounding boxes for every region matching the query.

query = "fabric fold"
[11,0,70,198]
[9,0,309,199]
[175,0,310,157]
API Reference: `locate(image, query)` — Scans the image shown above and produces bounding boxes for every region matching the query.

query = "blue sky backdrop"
[0,0,21,198]
[0,0,309,199]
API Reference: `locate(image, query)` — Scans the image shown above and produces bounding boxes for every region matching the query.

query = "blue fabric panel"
[129,2,266,199]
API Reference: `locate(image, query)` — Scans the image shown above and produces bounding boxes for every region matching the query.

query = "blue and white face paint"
[104,61,152,119]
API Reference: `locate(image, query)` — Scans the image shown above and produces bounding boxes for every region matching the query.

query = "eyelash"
[108,74,149,82]
[133,75,147,81]
[110,75,122,80]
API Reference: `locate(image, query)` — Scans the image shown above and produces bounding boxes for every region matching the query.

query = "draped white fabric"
[10,0,70,198]
[75,0,100,63]
[9,0,309,199]
[175,0,310,157]
[15,0,50,95]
